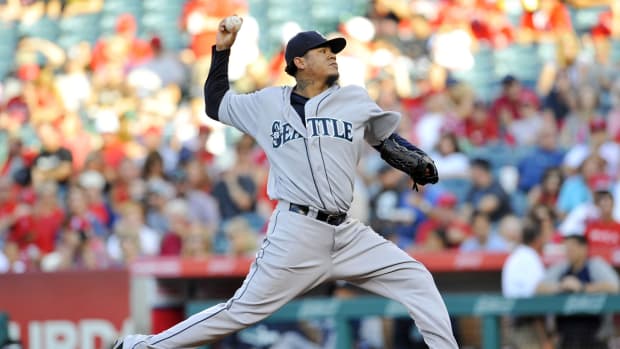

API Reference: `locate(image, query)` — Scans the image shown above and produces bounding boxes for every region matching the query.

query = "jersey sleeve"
[362,98,401,146]
[589,257,620,286]
[218,90,263,136]
[540,262,567,285]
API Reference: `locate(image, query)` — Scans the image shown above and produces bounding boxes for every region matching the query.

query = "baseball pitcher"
[114,16,458,349]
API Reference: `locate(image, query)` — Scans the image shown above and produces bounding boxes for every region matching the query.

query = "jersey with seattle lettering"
[218,84,400,213]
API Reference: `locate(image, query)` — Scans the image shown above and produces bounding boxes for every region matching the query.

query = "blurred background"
[1,0,620,348]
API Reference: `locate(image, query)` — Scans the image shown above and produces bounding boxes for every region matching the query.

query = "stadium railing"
[187,293,620,349]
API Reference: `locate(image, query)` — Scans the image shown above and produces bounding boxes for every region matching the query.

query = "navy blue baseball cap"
[284,31,346,76]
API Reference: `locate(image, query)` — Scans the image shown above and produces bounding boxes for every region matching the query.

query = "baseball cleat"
[111,334,151,349]
[111,338,122,349]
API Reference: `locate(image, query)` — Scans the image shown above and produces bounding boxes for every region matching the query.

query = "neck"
[571,257,586,272]
[294,77,328,98]
[530,241,543,254]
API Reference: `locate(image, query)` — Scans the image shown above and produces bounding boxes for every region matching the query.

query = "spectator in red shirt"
[60,113,92,172]
[585,190,620,250]
[43,219,109,271]
[471,8,515,49]
[66,186,108,239]
[160,199,193,256]
[490,75,539,128]
[31,181,64,255]
[95,109,126,180]
[90,13,153,72]
[109,158,145,211]
[463,100,500,147]
[181,0,247,59]
[192,125,216,167]
[520,0,573,41]
[5,204,33,253]
[78,170,111,228]
[0,177,18,236]
[413,193,470,252]
[591,10,612,39]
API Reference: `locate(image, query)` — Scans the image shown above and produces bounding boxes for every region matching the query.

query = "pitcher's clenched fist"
[216,15,243,51]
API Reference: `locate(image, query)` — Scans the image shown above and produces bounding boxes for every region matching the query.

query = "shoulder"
[588,256,613,269]
[546,261,569,274]
[251,86,289,99]
[336,85,372,100]
[54,147,72,159]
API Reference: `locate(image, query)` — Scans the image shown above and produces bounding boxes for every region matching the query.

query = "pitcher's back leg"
[141,212,333,348]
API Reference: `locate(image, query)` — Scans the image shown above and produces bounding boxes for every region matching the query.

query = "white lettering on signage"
[12,318,132,349]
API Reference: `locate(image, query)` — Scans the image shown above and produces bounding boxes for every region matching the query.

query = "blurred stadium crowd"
[0,0,619,278]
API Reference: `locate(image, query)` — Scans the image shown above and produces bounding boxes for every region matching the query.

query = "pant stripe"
[149,212,281,346]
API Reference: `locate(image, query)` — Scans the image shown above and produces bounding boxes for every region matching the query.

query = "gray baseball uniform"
[115,30,457,348]
[132,82,458,348]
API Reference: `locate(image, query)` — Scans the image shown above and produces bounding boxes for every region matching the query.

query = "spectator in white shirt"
[430,132,470,179]
[502,220,551,349]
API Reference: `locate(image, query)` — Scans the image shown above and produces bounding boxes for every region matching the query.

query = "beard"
[326,73,339,87]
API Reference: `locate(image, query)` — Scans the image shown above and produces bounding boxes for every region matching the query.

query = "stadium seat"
[570,5,608,35]
[451,45,498,102]
[142,0,185,12]
[0,63,12,80]
[468,143,520,171]
[58,13,101,47]
[0,22,18,79]
[438,178,472,206]
[610,40,620,64]
[502,0,524,26]
[537,42,557,63]
[0,21,18,48]
[510,190,528,217]
[18,16,59,41]
[494,44,541,90]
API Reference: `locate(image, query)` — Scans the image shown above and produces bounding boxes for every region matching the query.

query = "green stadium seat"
[537,42,557,63]
[58,13,101,47]
[610,40,620,64]
[0,63,13,80]
[438,178,471,205]
[494,44,541,89]
[0,21,18,47]
[143,0,184,14]
[18,16,59,41]
[570,5,608,35]
[141,13,178,29]
[468,143,520,170]
[511,191,528,216]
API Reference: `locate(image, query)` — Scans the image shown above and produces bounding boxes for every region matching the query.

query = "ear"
[293,56,305,71]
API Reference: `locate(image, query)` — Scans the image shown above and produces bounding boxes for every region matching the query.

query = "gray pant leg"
[144,211,332,348]
[331,220,458,349]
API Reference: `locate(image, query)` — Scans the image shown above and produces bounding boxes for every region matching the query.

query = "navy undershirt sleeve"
[204,46,231,121]
[373,133,422,152]
[290,92,308,126]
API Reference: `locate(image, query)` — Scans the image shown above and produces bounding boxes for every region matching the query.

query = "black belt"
[288,203,347,226]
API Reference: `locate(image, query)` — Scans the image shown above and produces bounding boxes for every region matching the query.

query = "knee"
[409,261,434,281]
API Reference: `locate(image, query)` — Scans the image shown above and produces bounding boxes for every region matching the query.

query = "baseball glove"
[378,134,439,190]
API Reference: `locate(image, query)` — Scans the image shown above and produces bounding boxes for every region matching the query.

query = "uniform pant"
[142,203,458,348]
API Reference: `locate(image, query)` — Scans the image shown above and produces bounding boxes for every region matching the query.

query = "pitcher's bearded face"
[301,46,339,85]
